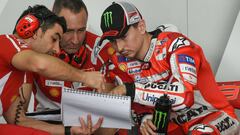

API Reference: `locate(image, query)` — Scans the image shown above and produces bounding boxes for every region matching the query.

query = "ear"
[137,19,146,34]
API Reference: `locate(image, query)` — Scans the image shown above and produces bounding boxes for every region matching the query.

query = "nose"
[53,42,60,53]
[72,32,80,44]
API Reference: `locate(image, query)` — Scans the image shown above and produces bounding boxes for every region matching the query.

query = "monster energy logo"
[103,11,113,28]
[153,111,167,128]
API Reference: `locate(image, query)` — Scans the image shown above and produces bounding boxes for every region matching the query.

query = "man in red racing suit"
[100,1,240,135]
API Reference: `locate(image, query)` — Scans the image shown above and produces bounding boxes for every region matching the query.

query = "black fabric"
[100,2,128,41]
[99,2,142,46]
[26,109,61,116]
[124,83,135,101]
[64,126,71,135]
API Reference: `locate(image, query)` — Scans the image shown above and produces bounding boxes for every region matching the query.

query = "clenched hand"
[81,71,106,91]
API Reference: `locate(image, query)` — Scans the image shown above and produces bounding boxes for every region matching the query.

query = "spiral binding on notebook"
[64,88,130,100]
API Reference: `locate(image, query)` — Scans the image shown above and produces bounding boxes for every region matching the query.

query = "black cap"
[99,1,142,45]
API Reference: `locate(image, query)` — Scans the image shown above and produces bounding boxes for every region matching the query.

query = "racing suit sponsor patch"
[135,71,169,83]
[172,105,209,124]
[211,112,239,134]
[179,64,197,77]
[170,54,182,82]
[182,74,197,85]
[144,38,157,62]
[156,47,167,61]
[156,38,168,46]
[215,116,235,133]
[118,55,129,62]
[143,82,184,93]
[178,54,195,66]
[134,82,185,106]
[128,68,141,74]
[135,90,184,106]
[118,63,128,72]
[45,80,64,87]
[49,88,60,97]
[168,37,190,52]
[127,61,141,68]
[140,92,180,105]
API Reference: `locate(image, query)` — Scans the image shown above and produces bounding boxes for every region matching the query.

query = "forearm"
[3,96,64,135]
[17,116,65,135]
[34,54,84,82]
[12,50,85,82]
[94,128,118,135]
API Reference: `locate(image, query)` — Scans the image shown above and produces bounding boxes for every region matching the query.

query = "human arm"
[12,50,105,90]
[3,83,103,135]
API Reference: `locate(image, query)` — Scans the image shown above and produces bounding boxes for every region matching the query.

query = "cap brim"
[98,30,119,46]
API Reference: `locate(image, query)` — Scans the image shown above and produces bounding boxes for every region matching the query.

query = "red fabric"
[0,34,30,114]
[0,124,50,135]
[108,31,238,134]
[109,32,235,116]
[217,81,240,109]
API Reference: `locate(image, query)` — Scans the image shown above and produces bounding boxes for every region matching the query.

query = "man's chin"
[123,53,135,59]
[64,49,78,54]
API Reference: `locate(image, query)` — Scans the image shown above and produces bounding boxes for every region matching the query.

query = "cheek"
[45,39,55,49]
[132,36,141,49]
[78,32,86,40]
[62,34,72,41]
[112,43,117,50]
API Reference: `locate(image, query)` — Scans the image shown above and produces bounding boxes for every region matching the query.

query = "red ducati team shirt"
[0,34,31,115]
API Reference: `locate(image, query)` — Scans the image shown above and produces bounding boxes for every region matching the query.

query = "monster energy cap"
[99,1,142,44]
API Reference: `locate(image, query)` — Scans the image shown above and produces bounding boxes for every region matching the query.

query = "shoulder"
[156,24,180,33]
[0,34,30,52]
[156,32,194,52]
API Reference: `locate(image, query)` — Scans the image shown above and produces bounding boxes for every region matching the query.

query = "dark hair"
[13,5,67,34]
[52,0,88,15]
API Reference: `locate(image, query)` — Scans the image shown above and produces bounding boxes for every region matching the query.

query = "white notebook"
[61,87,132,129]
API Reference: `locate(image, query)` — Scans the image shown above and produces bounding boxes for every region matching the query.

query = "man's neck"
[138,33,153,61]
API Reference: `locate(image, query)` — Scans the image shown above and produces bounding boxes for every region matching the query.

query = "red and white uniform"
[109,31,239,134]
[0,34,49,135]
[0,34,30,115]
[33,31,113,111]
